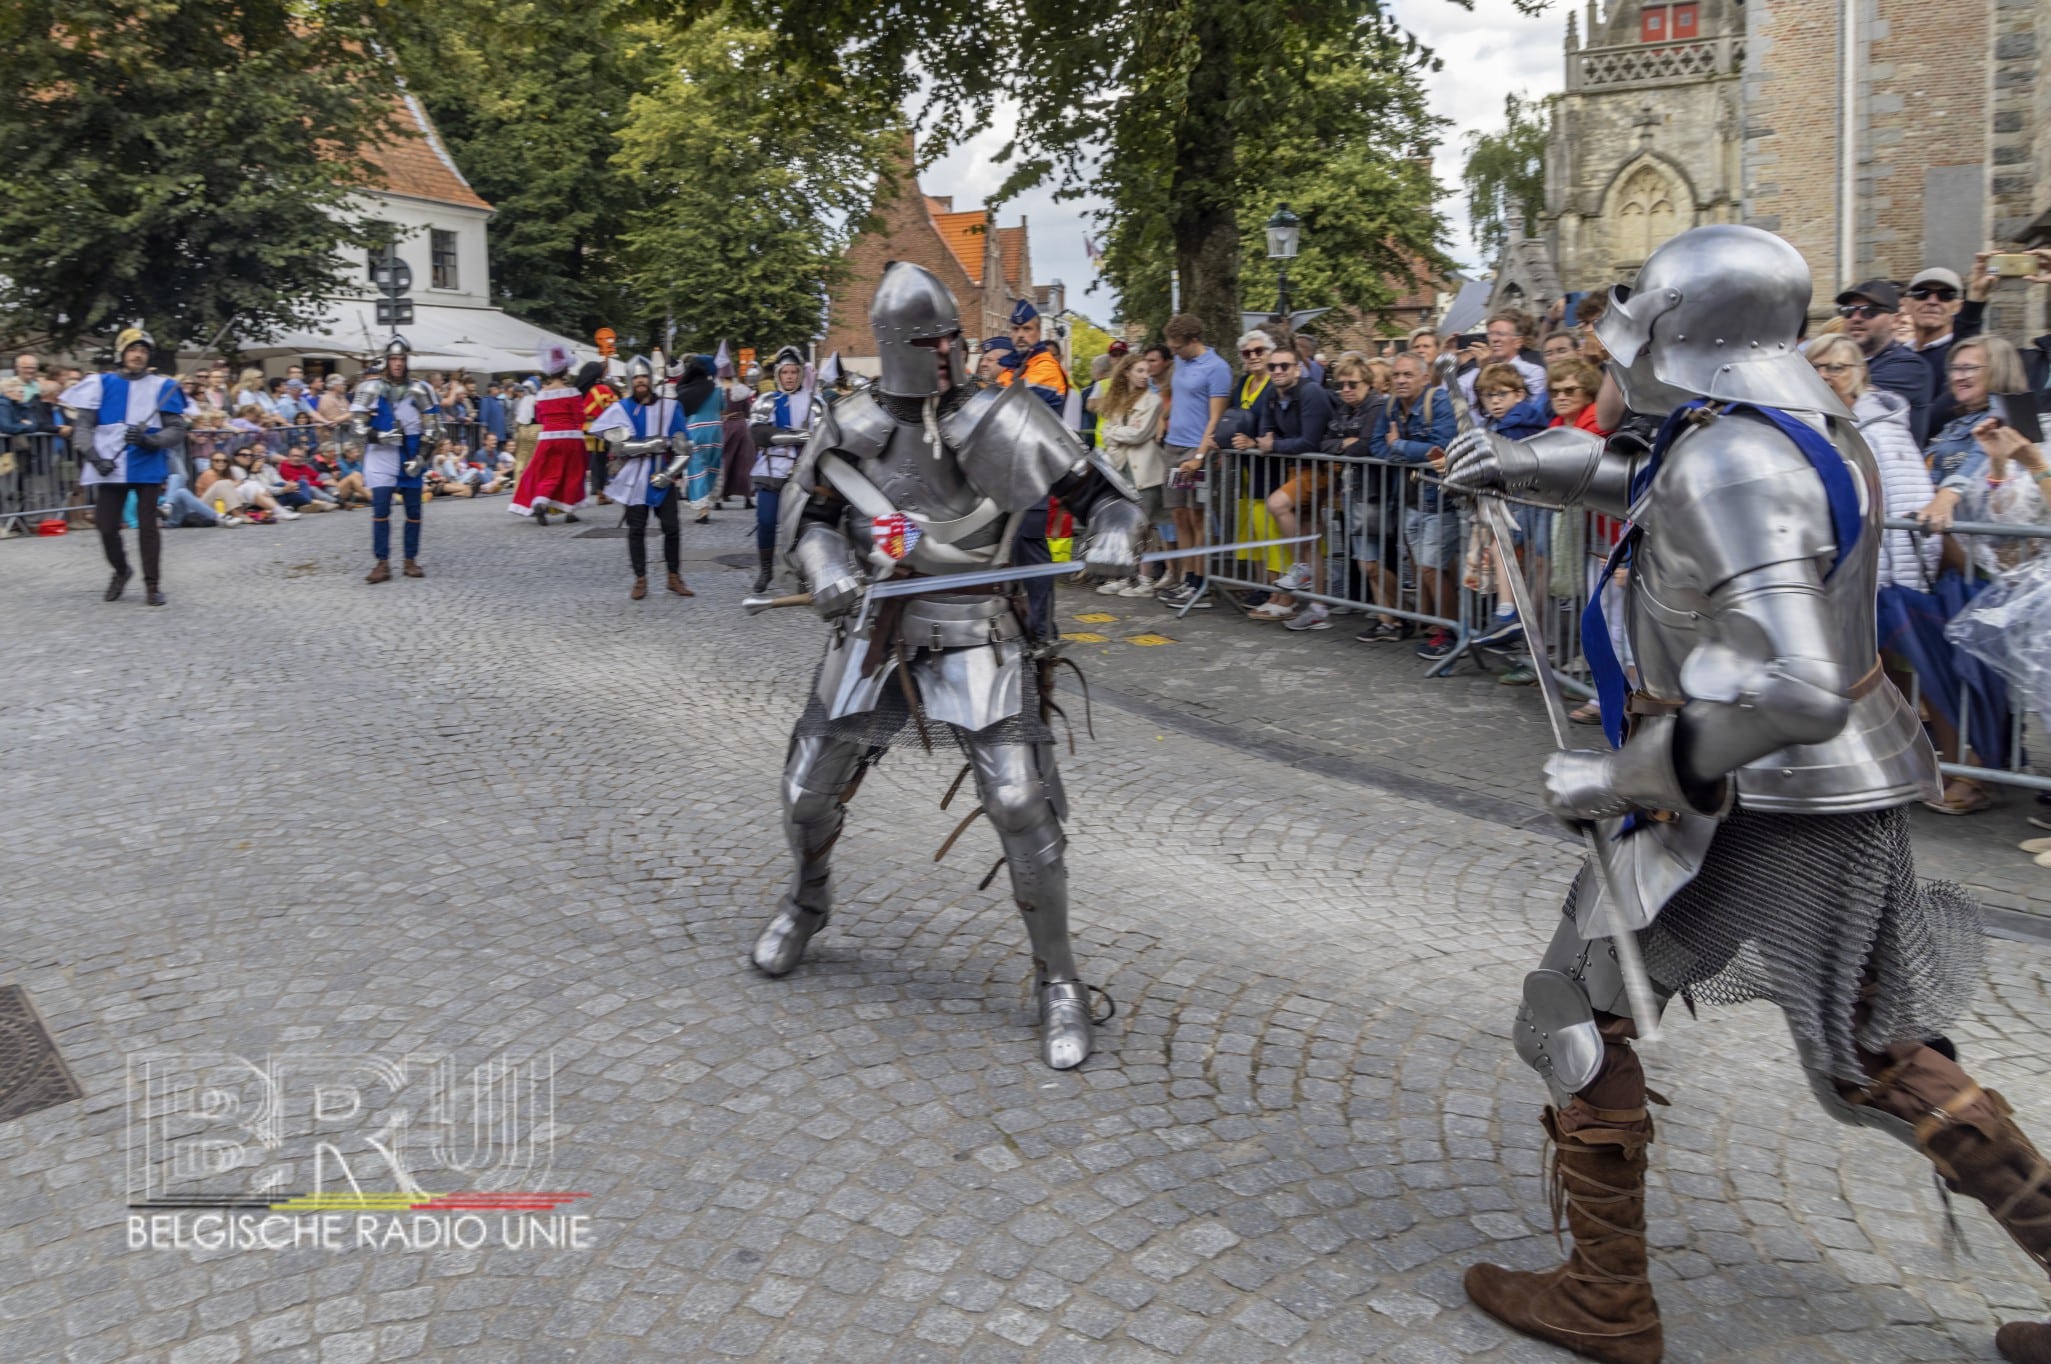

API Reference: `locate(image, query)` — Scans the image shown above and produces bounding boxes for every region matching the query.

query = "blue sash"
[1581,400,1864,749]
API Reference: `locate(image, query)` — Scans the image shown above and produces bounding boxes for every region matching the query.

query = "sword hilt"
[742,592,812,615]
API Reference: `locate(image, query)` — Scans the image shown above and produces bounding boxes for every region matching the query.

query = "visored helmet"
[871,261,962,397]
[1594,224,1847,418]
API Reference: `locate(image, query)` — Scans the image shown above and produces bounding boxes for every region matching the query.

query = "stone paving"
[1,498,2047,1363]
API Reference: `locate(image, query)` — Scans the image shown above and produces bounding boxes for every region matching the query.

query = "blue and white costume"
[592,361,693,595]
[61,326,188,601]
[350,339,442,577]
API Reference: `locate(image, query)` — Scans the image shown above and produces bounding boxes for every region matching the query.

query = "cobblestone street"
[4,499,2050,1363]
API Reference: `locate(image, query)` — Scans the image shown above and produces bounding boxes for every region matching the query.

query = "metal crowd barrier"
[2,422,498,534]
[1158,447,2051,795]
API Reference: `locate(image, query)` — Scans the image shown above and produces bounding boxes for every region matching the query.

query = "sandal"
[1923,778,1995,816]
[1568,702,1604,726]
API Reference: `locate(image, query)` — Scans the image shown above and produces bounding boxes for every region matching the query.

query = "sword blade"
[859,535,1318,602]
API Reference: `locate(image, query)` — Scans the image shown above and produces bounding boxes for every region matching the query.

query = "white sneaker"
[277,508,302,520]
[1116,578,1158,598]
[1248,600,1294,620]
[1274,561,1314,591]
[1284,605,1332,631]
[1097,578,1133,596]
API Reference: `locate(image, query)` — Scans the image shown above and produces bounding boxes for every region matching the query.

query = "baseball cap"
[1907,267,1964,293]
[1834,279,1901,312]
[1107,341,1130,358]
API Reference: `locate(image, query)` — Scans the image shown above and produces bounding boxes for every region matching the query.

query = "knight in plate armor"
[745,345,818,593]
[752,261,1147,1070]
[349,336,442,584]
[1445,225,2051,1364]
[590,355,693,601]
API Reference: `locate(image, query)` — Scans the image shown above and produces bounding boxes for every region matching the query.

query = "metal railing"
[2,422,500,533]
[1161,446,2051,794]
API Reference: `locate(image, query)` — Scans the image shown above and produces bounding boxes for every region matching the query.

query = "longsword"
[741,535,1318,618]
[1433,354,1662,1043]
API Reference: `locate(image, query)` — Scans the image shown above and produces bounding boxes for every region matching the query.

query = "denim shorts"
[1404,506,1460,570]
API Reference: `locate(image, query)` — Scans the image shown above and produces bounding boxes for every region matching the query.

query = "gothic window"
[1613,164,1680,268]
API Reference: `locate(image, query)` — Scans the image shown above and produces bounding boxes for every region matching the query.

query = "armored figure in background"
[746,345,819,593]
[591,355,693,600]
[350,336,442,584]
[752,261,1146,1070]
[1445,224,2051,1364]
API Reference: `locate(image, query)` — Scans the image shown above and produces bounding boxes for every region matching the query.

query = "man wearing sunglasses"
[1906,258,1994,435]
[1832,278,1935,442]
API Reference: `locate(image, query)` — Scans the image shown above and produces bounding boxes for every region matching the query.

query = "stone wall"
[821,165,983,372]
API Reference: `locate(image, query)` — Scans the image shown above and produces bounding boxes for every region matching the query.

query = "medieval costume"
[509,344,590,526]
[753,262,1147,1071]
[1445,224,2051,1364]
[744,345,817,593]
[719,373,757,506]
[674,356,724,522]
[590,357,694,600]
[584,377,620,505]
[62,326,187,605]
[348,336,441,584]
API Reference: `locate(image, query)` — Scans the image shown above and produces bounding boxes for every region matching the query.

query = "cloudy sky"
[920,0,1566,328]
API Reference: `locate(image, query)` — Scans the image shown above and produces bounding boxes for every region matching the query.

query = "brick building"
[1495,0,2051,337]
[822,138,1052,375]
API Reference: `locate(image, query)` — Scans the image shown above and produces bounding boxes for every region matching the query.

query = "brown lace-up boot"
[1915,1085,2051,1364]
[1466,1099,1664,1363]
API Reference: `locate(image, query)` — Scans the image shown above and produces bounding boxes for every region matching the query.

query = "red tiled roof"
[362,93,491,212]
[931,209,990,284]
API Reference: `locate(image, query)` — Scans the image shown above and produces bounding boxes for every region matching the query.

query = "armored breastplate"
[836,418,1008,575]
[1625,421,1937,813]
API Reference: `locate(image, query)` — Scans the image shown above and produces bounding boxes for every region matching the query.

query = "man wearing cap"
[1834,278,1935,442]
[1005,299,1070,412]
[1906,257,1994,434]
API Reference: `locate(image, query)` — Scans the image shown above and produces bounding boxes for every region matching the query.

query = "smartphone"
[1989,392,2045,444]
[1454,333,1485,350]
[1991,253,2037,279]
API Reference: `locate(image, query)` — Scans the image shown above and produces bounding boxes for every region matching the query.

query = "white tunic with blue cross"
[591,395,684,508]
[59,372,187,486]
[350,379,439,490]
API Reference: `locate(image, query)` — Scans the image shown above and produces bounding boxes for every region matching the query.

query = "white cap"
[1908,266,1964,293]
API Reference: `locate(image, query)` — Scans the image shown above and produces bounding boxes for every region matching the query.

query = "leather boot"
[1999,1323,2051,1364]
[752,547,774,594]
[630,576,647,599]
[402,559,424,579]
[1917,1086,2051,1361]
[667,572,694,597]
[104,568,131,601]
[365,560,391,584]
[146,586,166,607]
[1465,1100,1663,1364]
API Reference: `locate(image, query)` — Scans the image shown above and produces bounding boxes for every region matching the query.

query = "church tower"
[1543,0,1744,292]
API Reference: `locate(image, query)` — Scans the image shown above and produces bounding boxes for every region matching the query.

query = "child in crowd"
[1464,364,1555,680]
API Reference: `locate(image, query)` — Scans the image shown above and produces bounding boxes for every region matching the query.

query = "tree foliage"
[714,0,1459,353]
[1461,93,1552,267]
[0,0,408,350]
[389,0,658,341]
[611,14,900,354]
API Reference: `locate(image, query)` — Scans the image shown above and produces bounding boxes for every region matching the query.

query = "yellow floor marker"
[1064,632,1111,643]
[1124,634,1176,646]
[1072,612,1118,624]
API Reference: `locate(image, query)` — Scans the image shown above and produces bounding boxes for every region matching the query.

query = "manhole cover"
[0,985,83,1123]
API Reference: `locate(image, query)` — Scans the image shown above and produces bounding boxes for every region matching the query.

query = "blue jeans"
[160,486,217,526]
[371,485,422,560]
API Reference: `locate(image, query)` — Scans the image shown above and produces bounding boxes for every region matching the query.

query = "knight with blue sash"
[591,355,693,600]
[1444,226,2049,1364]
[59,326,187,605]
[349,336,442,584]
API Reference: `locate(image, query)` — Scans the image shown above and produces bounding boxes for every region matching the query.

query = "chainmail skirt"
[792,654,1056,754]
[1580,805,1984,1083]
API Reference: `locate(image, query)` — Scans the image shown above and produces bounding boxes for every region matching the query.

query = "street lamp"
[1265,203,1301,318]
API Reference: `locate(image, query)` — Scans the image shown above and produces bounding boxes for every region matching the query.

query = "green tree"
[712,0,1486,355]
[1064,314,1117,392]
[1461,93,1552,267]
[611,15,899,355]
[0,0,409,350]
[390,0,659,340]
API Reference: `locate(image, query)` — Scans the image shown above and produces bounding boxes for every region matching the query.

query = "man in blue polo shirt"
[1157,313,1234,609]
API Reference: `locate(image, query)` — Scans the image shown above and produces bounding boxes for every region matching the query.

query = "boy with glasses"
[1832,278,1934,442]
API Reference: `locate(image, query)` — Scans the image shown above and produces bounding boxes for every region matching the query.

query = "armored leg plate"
[752,901,827,978]
[1038,981,1092,1070]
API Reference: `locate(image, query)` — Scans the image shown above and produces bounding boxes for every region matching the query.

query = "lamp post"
[1265,203,1301,319]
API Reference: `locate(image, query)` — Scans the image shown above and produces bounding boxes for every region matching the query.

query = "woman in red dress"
[509,345,590,525]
